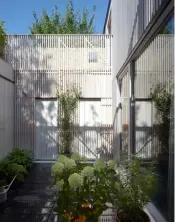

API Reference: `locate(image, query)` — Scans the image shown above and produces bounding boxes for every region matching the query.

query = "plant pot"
[115,208,151,222]
[0,176,16,203]
[0,187,7,203]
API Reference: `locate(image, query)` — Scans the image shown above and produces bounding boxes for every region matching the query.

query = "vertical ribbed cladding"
[134,34,174,159]
[5,34,113,160]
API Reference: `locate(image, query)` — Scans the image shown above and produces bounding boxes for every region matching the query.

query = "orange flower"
[63,212,74,220]
[75,215,86,222]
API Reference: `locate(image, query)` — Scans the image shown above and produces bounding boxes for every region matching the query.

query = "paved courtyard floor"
[0,163,60,222]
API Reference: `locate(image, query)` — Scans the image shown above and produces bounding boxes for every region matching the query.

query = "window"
[88,52,98,63]
[134,13,174,221]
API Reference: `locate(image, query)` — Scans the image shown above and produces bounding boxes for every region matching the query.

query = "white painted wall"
[0,59,14,158]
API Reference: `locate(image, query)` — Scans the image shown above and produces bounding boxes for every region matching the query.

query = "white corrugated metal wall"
[5,35,112,161]
[0,59,14,158]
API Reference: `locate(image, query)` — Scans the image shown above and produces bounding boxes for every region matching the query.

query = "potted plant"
[51,153,117,221]
[0,156,28,203]
[110,157,157,222]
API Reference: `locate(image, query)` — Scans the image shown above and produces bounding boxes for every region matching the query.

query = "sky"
[0,0,109,34]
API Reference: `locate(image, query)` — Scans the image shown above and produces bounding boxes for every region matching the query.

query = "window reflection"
[161,15,174,34]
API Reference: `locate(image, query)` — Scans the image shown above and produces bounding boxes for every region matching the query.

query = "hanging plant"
[0,21,6,59]
[150,83,173,156]
[56,85,81,155]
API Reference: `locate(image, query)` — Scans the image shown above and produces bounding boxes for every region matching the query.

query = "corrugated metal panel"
[135,34,174,159]
[135,35,174,98]
[5,35,112,161]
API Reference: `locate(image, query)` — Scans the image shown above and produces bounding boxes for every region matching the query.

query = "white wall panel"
[0,59,14,158]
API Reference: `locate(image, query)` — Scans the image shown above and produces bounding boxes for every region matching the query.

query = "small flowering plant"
[51,153,118,221]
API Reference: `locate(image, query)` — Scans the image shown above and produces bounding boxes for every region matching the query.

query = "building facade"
[5,35,113,161]
[104,0,174,221]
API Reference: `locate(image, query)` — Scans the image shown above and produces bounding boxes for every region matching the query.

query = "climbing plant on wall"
[0,21,6,59]
[150,83,173,157]
[56,86,81,155]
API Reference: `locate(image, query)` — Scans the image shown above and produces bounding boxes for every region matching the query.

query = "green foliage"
[57,86,81,155]
[150,83,172,154]
[51,154,117,221]
[8,148,34,170]
[0,21,6,59]
[52,154,156,221]
[151,84,172,124]
[111,157,157,220]
[0,158,9,185]
[0,148,33,186]
[7,163,27,182]
[29,0,96,34]
[0,158,27,184]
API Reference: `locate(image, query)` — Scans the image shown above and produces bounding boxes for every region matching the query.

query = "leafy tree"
[29,0,96,34]
[0,21,6,59]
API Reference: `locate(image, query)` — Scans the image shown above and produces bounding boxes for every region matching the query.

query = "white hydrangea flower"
[93,158,106,171]
[105,202,113,208]
[51,162,64,176]
[56,179,64,191]
[81,166,94,179]
[56,155,67,164]
[71,152,81,161]
[108,160,116,170]
[68,173,83,189]
[64,158,76,169]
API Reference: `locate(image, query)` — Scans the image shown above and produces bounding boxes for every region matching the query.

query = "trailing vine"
[150,83,172,156]
[56,86,81,155]
[0,21,6,59]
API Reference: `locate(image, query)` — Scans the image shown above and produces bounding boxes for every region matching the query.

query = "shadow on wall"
[72,103,113,161]
[120,101,160,159]
[71,125,113,161]
[135,102,167,160]
[6,37,113,161]
[7,36,57,157]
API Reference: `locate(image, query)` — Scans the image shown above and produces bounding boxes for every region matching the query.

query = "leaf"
[30,0,96,34]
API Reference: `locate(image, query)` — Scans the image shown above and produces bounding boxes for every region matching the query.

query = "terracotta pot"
[63,213,86,222]
[115,209,151,222]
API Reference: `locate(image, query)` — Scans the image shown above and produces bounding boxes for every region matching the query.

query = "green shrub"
[111,156,157,221]
[8,148,33,170]
[7,163,27,182]
[0,158,27,184]
[0,158,9,184]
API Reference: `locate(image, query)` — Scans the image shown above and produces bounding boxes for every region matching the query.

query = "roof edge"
[103,0,112,33]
